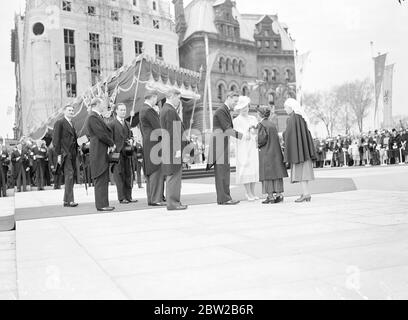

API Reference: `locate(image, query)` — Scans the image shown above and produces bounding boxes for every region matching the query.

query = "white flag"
[295,51,311,101]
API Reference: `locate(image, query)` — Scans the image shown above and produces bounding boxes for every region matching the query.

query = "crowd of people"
[2,88,406,209]
[312,128,408,168]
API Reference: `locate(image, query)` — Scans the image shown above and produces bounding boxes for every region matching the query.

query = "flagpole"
[370,41,376,129]
[204,34,213,131]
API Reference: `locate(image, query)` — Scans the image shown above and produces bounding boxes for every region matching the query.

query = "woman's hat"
[235,96,251,111]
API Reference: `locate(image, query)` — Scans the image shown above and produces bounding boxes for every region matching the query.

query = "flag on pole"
[374,53,387,116]
[295,51,311,102]
[382,64,394,128]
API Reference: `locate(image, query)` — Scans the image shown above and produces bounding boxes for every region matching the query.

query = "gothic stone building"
[173,0,296,132]
[12,0,179,138]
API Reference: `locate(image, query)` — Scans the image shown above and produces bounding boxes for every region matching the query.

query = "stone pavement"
[0,231,17,300]
[3,164,408,299]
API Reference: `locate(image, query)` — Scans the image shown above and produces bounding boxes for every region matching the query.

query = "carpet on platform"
[14,178,356,221]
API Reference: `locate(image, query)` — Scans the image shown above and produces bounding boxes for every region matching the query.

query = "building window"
[273,40,278,49]
[265,41,270,48]
[111,11,119,21]
[257,40,262,48]
[272,69,277,81]
[66,83,76,98]
[153,1,157,10]
[64,28,75,45]
[264,30,269,37]
[225,58,230,72]
[285,69,292,82]
[113,37,123,70]
[88,6,96,16]
[133,15,140,25]
[64,29,77,97]
[90,33,101,85]
[135,41,143,55]
[218,57,224,71]
[263,69,270,82]
[133,0,138,6]
[232,59,238,73]
[238,60,244,74]
[155,44,163,59]
[217,84,226,102]
[242,86,249,97]
[62,1,72,12]
[153,19,160,29]
[230,84,238,92]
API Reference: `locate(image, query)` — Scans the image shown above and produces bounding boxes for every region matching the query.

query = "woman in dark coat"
[283,98,317,203]
[257,106,288,204]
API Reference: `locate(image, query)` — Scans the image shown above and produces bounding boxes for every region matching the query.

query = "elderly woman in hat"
[257,105,288,204]
[233,96,259,201]
[283,98,316,202]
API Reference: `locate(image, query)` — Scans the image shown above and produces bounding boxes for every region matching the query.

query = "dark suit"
[160,103,186,210]
[139,103,164,204]
[0,148,9,196]
[47,146,62,189]
[208,104,243,204]
[109,118,133,202]
[85,111,115,209]
[11,148,28,192]
[53,117,78,204]
[33,145,47,190]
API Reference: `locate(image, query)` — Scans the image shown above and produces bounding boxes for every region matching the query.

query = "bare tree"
[336,78,373,133]
[303,90,340,137]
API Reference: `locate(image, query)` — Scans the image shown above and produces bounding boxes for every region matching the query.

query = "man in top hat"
[160,89,188,211]
[139,91,166,207]
[109,103,137,204]
[207,91,244,205]
[53,105,79,207]
[11,142,28,192]
[85,97,116,212]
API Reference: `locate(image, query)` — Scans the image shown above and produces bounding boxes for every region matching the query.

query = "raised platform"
[0,196,15,232]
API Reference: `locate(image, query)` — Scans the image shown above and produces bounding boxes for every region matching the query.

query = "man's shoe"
[168,205,188,211]
[150,202,166,207]
[120,199,130,204]
[64,202,79,208]
[97,207,115,212]
[274,196,284,204]
[127,199,139,203]
[221,200,240,205]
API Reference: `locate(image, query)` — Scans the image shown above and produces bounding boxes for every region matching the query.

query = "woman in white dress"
[233,96,259,201]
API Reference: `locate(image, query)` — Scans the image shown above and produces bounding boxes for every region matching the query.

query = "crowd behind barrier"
[1,125,407,197]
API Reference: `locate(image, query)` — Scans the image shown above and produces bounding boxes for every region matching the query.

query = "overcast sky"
[0,0,407,138]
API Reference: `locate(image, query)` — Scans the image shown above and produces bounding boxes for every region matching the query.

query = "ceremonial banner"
[382,64,394,128]
[374,53,387,116]
[295,51,311,102]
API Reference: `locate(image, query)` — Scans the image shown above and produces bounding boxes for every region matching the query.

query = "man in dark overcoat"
[139,91,165,206]
[207,91,243,205]
[160,89,188,211]
[53,105,79,207]
[85,98,116,212]
[109,103,137,204]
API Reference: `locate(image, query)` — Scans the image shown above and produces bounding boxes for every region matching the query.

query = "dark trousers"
[15,166,27,192]
[94,168,110,209]
[53,172,62,189]
[214,164,232,204]
[146,168,164,205]
[135,160,143,187]
[0,165,6,196]
[113,154,133,201]
[63,158,75,204]
[165,167,182,210]
[35,159,45,190]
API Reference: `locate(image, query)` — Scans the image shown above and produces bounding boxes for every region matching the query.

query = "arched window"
[232,59,238,73]
[153,1,157,10]
[285,69,291,82]
[217,83,226,102]
[225,58,231,72]
[230,84,238,92]
[242,86,249,97]
[263,69,270,82]
[218,57,224,71]
[238,60,244,74]
[272,69,277,81]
